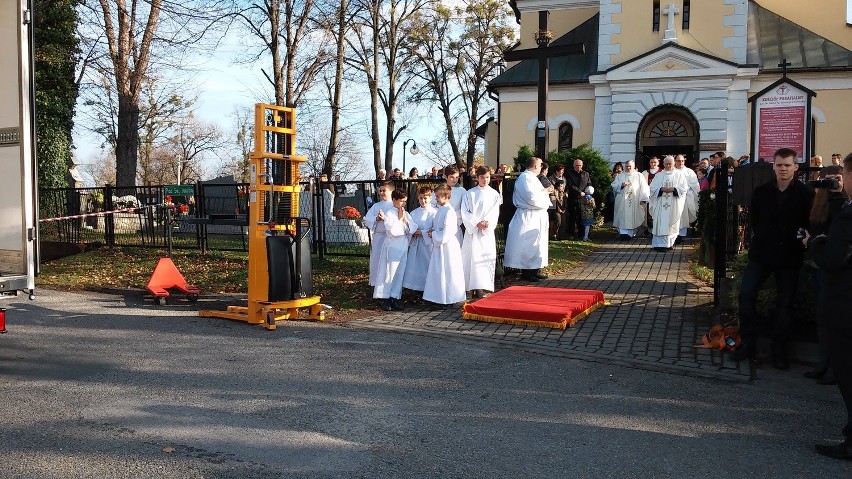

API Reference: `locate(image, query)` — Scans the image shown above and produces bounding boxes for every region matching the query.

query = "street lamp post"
[402,138,419,176]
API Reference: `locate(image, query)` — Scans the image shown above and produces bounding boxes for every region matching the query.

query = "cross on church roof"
[778,58,791,77]
[662,3,680,44]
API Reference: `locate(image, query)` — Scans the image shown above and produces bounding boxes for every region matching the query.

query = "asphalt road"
[1,290,849,478]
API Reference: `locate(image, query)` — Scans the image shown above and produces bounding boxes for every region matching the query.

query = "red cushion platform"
[462,286,606,329]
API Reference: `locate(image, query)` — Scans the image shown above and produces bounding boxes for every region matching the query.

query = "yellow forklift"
[199,104,327,329]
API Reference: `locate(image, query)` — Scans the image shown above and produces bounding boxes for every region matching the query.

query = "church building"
[485,0,852,166]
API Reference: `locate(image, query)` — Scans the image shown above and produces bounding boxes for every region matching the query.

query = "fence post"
[713,160,729,306]
[104,184,115,247]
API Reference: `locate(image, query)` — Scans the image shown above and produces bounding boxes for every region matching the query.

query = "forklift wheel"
[158,297,167,306]
[28,293,35,301]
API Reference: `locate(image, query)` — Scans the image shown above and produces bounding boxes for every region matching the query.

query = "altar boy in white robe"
[673,154,700,242]
[423,184,466,306]
[431,166,466,245]
[503,156,552,282]
[461,166,503,298]
[402,186,436,293]
[363,181,397,287]
[610,160,649,239]
[649,156,687,251]
[372,189,415,311]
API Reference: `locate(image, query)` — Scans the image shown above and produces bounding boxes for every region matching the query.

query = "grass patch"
[38,228,610,314]
[688,245,714,285]
[37,246,371,312]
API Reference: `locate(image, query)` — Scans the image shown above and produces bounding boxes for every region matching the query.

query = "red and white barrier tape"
[39,205,156,223]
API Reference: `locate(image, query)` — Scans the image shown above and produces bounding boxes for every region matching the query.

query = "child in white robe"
[423,184,466,305]
[372,189,415,311]
[461,166,502,298]
[431,165,466,245]
[363,181,397,287]
[403,186,436,292]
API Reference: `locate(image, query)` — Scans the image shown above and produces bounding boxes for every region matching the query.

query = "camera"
[808,178,840,189]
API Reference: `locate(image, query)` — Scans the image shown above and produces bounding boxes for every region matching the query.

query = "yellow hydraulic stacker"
[199,104,328,329]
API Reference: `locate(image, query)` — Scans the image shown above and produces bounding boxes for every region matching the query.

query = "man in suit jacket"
[565,159,591,239]
[729,148,814,369]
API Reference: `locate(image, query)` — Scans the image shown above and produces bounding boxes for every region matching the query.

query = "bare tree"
[233,0,329,107]
[216,106,254,182]
[347,0,426,176]
[409,0,513,169]
[77,0,229,186]
[138,75,197,185]
[158,116,228,184]
[314,0,360,176]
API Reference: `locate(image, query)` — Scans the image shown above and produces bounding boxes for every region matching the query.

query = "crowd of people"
[358,149,852,461]
[363,166,502,311]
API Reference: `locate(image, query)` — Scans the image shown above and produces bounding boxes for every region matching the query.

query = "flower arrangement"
[335,206,361,220]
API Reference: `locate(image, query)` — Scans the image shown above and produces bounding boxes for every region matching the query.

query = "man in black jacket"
[729,148,814,369]
[809,152,852,460]
[565,159,590,239]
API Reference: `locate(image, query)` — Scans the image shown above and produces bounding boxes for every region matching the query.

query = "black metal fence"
[39,182,250,252]
[38,177,518,259]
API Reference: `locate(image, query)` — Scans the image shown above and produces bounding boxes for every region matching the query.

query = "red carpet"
[463,286,607,329]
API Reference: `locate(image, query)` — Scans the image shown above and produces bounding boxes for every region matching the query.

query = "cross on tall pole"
[778,58,791,78]
[503,11,584,160]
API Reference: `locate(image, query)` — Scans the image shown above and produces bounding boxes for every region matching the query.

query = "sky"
[71,25,468,185]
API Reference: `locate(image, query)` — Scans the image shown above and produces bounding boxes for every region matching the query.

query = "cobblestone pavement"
[349,237,751,382]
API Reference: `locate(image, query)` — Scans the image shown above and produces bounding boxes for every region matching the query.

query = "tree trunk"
[324,0,348,175]
[115,96,140,187]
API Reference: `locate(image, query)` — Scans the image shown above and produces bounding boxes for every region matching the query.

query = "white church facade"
[486,0,852,166]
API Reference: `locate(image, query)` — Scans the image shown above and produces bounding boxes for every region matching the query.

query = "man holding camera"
[807,152,852,460]
[729,148,814,369]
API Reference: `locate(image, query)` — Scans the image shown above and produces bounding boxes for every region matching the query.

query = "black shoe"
[728,345,755,362]
[816,442,852,460]
[653,247,668,252]
[535,272,549,280]
[390,298,405,311]
[521,274,540,282]
[817,376,837,385]
[772,355,790,370]
[804,369,826,380]
[619,234,630,240]
[380,299,393,311]
[675,236,684,245]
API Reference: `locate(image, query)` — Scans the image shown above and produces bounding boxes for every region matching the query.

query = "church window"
[682,0,691,30]
[558,122,573,152]
[647,119,688,138]
[652,1,661,31]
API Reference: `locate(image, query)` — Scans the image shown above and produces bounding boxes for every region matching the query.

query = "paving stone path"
[348,238,752,382]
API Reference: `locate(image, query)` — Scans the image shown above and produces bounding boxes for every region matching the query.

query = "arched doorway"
[635,105,700,170]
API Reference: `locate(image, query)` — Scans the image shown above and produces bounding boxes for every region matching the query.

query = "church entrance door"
[636,105,699,170]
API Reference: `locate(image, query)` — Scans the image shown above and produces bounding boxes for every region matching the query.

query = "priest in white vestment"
[674,154,700,239]
[649,156,687,251]
[610,160,649,238]
[461,167,503,296]
[503,157,552,281]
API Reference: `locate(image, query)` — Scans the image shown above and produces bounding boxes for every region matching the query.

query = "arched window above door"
[558,122,573,152]
[647,119,689,138]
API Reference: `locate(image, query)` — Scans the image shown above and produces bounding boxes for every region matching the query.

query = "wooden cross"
[503,11,584,160]
[778,58,791,77]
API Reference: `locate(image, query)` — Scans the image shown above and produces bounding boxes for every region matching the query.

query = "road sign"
[164,185,194,196]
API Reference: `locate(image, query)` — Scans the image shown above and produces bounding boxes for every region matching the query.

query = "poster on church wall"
[753,82,809,163]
